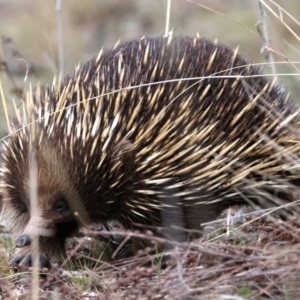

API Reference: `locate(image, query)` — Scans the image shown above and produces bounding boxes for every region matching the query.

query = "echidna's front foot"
[9,247,51,268]
[9,234,66,268]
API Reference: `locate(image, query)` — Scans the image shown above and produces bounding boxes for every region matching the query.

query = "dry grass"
[1,216,300,299]
[1,1,300,299]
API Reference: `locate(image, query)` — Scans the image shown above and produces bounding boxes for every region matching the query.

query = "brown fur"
[1,35,300,267]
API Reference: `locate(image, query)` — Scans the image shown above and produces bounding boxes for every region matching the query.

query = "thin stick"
[165,0,171,35]
[260,0,300,43]
[56,0,64,74]
[0,79,11,133]
[29,145,39,300]
[257,0,277,75]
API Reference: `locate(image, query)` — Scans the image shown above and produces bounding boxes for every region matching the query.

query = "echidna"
[1,35,300,267]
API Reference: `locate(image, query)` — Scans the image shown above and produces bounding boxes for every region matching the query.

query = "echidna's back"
[24,36,300,216]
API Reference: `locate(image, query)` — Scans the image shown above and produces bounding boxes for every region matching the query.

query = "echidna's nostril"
[15,234,31,248]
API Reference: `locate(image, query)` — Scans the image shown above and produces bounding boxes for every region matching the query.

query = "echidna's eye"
[53,199,69,212]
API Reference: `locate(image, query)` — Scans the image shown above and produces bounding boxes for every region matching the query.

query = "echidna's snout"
[15,234,31,247]
[14,214,57,248]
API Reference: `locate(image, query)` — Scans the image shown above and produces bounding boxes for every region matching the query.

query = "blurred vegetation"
[0,0,300,137]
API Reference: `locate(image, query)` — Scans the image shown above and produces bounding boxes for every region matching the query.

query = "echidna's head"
[0,119,136,250]
[0,131,87,247]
